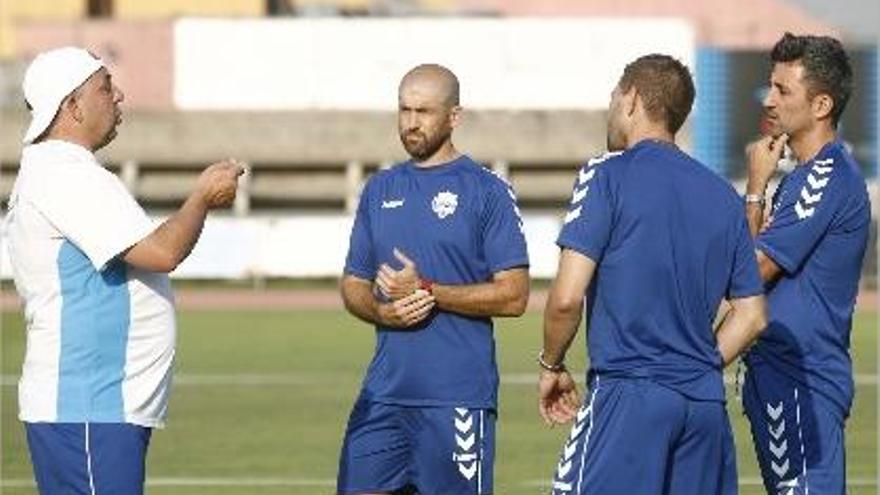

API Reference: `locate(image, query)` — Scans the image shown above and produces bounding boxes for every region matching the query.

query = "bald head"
[397,64,462,163]
[399,64,460,108]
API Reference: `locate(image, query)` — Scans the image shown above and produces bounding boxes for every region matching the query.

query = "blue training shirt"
[557,140,764,402]
[750,139,870,418]
[345,155,529,409]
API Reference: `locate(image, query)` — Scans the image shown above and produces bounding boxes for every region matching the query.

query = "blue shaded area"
[869,46,878,179]
[693,48,730,174]
[57,241,130,422]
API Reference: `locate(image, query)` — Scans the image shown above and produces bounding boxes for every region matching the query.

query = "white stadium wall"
[0,18,696,280]
[173,18,695,111]
[0,213,564,279]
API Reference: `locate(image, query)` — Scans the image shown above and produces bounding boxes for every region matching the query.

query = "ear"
[449,105,463,129]
[66,93,85,124]
[623,88,638,118]
[811,93,834,122]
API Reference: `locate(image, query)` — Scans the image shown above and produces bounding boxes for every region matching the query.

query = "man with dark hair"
[742,33,869,494]
[538,54,767,494]
[337,63,529,495]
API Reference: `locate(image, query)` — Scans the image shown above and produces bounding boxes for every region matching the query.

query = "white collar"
[22,139,99,168]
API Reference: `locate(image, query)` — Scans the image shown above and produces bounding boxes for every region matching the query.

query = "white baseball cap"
[22,47,104,144]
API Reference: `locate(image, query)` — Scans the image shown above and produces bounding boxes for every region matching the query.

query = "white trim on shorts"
[85,423,97,495]
[794,388,809,494]
[575,375,600,493]
[478,409,484,494]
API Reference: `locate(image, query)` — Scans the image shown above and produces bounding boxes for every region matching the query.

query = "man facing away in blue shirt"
[742,33,870,495]
[537,54,768,495]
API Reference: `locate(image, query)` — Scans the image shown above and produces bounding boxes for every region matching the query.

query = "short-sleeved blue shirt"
[558,140,763,402]
[345,155,529,409]
[750,139,870,417]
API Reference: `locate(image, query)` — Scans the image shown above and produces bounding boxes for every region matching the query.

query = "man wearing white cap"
[6,46,243,494]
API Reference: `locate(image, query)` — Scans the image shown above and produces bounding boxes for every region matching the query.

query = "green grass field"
[1,307,876,494]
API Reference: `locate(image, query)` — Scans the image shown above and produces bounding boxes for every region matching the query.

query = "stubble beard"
[402,130,448,162]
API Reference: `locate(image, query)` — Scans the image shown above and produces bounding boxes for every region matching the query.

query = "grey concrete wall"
[0,109,613,210]
[1,109,609,164]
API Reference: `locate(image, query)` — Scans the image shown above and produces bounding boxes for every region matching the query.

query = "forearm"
[432,272,528,318]
[152,194,210,264]
[542,249,594,366]
[713,300,732,333]
[745,178,768,238]
[715,297,768,366]
[341,277,383,326]
[542,301,582,366]
[745,202,765,238]
[124,192,209,272]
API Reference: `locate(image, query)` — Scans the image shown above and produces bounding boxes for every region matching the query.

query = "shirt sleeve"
[727,213,764,299]
[556,163,614,263]
[32,164,154,271]
[481,178,529,273]
[344,179,377,280]
[757,164,842,274]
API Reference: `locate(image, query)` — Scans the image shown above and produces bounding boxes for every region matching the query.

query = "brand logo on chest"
[432,190,458,219]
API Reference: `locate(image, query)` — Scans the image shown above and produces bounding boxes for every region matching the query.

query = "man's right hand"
[378,290,435,328]
[746,134,788,194]
[197,159,245,209]
[538,369,580,426]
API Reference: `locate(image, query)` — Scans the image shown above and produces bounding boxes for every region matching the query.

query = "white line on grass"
[1,477,876,488]
[502,372,879,386]
[1,373,878,387]
[0,478,334,488]
[520,477,879,488]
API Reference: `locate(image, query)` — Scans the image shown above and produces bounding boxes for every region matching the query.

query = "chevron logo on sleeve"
[586,151,623,167]
[562,151,621,225]
[569,168,595,206]
[564,206,582,224]
[453,408,478,481]
[795,158,834,220]
[564,151,623,224]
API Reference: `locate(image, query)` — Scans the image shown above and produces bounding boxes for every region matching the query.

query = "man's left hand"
[376,248,421,300]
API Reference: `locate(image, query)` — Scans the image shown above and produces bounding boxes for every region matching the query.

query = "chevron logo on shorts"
[552,403,592,494]
[795,158,833,220]
[765,401,799,494]
[453,408,478,481]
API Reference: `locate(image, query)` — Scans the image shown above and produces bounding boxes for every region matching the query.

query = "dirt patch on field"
[1,288,876,312]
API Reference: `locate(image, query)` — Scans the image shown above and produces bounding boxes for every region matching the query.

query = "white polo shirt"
[6,140,176,428]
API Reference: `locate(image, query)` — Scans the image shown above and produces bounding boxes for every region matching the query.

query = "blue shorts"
[743,361,846,494]
[25,422,152,495]
[337,398,496,495]
[551,375,737,495]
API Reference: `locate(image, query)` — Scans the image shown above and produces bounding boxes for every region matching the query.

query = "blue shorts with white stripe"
[25,422,152,495]
[743,361,846,495]
[551,374,737,495]
[337,397,496,495]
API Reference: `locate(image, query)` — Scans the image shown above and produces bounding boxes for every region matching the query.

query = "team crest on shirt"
[432,190,458,219]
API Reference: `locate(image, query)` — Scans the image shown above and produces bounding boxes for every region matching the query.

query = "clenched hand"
[196,159,246,209]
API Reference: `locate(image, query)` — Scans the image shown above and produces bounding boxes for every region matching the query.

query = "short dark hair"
[618,54,695,134]
[770,32,853,126]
